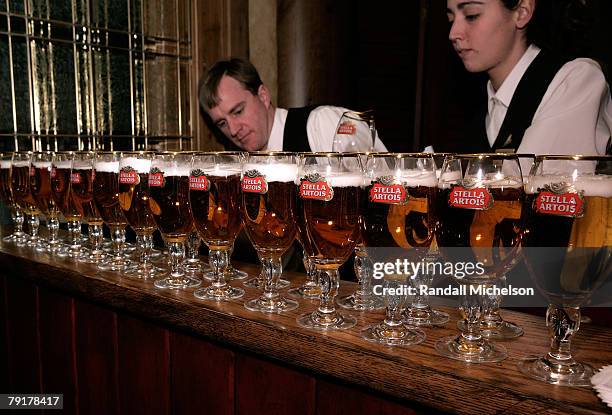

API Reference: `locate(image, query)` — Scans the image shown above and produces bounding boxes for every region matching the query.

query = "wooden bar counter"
[1,238,611,414]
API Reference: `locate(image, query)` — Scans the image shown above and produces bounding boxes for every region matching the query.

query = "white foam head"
[12,160,29,168]
[243,163,297,182]
[325,173,365,187]
[155,164,190,177]
[94,161,119,173]
[0,161,11,169]
[526,174,612,197]
[121,157,151,173]
[397,170,437,187]
[53,160,72,169]
[196,164,241,177]
[32,161,52,168]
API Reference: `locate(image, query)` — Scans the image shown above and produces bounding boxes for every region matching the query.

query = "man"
[199,58,387,152]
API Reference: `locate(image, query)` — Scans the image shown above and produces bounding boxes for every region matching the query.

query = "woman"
[445,0,611,155]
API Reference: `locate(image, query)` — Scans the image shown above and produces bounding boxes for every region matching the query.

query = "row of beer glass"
[0,150,610,387]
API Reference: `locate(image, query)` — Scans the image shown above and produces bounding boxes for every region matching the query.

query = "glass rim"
[366,152,436,158]
[535,154,611,161]
[446,153,520,160]
[298,152,366,157]
[246,151,297,156]
[192,151,246,156]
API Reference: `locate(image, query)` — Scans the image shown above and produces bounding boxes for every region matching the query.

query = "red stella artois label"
[241,169,268,194]
[369,176,407,205]
[449,184,493,210]
[299,173,334,201]
[119,166,140,185]
[148,167,165,187]
[29,166,35,176]
[189,169,209,191]
[70,172,82,184]
[50,167,56,178]
[336,120,356,135]
[534,183,584,218]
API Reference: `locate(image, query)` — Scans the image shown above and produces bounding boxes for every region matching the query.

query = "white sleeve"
[519,59,612,156]
[306,106,389,152]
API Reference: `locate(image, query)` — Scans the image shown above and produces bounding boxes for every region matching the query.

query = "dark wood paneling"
[317,380,419,415]
[236,353,316,415]
[171,332,235,415]
[117,314,170,415]
[5,276,41,393]
[0,275,8,391]
[39,290,77,413]
[75,300,119,414]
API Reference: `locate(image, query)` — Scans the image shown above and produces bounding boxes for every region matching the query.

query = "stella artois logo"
[119,166,139,185]
[449,179,493,210]
[241,169,268,194]
[29,166,35,176]
[70,171,82,184]
[534,183,584,218]
[299,172,334,201]
[189,169,210,191]
[336,120,356,135]
[369,176,407,205]
[50,167,56,178]
[148,167,165,187]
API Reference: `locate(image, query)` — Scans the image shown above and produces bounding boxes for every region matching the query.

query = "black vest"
[466,51,565,153]
[282,106,318,152]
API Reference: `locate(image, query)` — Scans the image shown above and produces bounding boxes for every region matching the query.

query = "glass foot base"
[404,308,450,327]
[194,285,244,301]
[204,267,248,281]
[243,278,290,289]
[362,323,426,346]
[435,335,507,363]
[98,258,136,272]
[287,284,321,299]
[336,294,385,311]
[244,296,298,313]
[125,265,165,280]
[296,311,357,331]
[518,356,594,387]
[457,319,524,339]
[154,276,202,289]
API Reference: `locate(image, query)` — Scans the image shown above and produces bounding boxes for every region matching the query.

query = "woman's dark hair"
[199,58,263,110]
[501,0,593,61]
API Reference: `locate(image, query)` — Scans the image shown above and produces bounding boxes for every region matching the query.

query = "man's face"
[446,0,520,75]
[206,75,272,151]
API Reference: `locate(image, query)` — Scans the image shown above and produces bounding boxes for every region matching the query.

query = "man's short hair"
[199,58,263,110]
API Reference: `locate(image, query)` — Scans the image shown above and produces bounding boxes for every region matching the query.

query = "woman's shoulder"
[555,57,607,84]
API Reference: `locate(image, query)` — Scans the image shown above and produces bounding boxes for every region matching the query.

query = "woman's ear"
[515,0,535,29]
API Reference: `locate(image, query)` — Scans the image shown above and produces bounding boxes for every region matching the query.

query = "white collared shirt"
[485,44,612,155]
[266,106,387,152]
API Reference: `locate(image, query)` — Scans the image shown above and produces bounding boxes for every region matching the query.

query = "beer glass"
[241,152,299,313]
[118,151,163,279]
[93,152,134,271]
[434,154,525,362]
[1,153,27,244]
[148,152,200,289]
[332,110,376,152]
[518,155,611,386]
[296,153,363,330]
[51,152,83,257]
[72,152,106,264]
[360,153,444,346]
[190,152,245,300]
[30,151,62,253]
[10,152,41,247]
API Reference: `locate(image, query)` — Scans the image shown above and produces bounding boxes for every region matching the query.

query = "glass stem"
[317,268,340,315]
[384,279,407,326]
[410,269,432,311]
[67,219,82,250]
[210,248,230,288]
[110,225,126,260]
[353,247,371,302]
[303,254,317,287]
[459,288,483,346]
[168,241,185,277]
[137,233,154,269]
[546,304,580,364]
[88,224,104,257]
[186,231,201,261]
[13,207,25,235]
[48,215,60,245]
[261,256,282,300]
[28,213,40,239]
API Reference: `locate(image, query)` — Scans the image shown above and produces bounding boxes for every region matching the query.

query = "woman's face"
[447,0,526,77]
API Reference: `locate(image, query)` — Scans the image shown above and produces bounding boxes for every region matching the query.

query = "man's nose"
[227,119,240,137]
